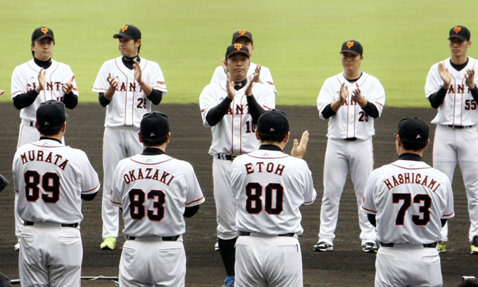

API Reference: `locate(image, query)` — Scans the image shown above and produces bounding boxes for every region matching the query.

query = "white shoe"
[14,240,20,251]
[214,241,219,251]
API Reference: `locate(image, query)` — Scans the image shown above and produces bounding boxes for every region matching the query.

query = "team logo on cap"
[238,29,247,35]
[41,27,49,35]
[234,43,243,51]
[346,41,355,49]
[121,25,129,32]
[454,26,462,34]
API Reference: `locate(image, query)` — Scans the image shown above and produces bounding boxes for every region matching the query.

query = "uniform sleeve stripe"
[82,183,100,193]
[110,199,121,206]
[361,206,377,213]
[186,197,204,205]
[443,211,455,217]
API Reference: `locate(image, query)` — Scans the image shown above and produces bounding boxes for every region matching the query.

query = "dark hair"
[401,138,427,151]
[142,134,168,146]
[258,132,287,143]
[38,125,63,136]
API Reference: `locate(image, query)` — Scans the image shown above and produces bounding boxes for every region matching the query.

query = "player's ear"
[283,132,290,144]
[166,132,171,144]
[138,132,143,143]
[423,139,430,151]
[255,130,260,140]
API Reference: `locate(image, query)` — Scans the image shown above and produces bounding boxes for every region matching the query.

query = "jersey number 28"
[393,193,431,225]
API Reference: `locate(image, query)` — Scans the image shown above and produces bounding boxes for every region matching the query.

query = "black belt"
[216,154,237,161]
[380,242,437,248]
[446,125,473,129]
[125,235,180,241]
[24,221,78,228]
[238,231,295,237]
[29,121,35,127]
[344,137,357,141]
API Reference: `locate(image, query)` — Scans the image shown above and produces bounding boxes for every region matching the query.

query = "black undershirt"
[205,79,264,126]
[428,58,478,108]
[140,147,200,217]
[398,153,422,161]
[13,58,78,110]
[98,55,162,106]
[259,144,282,151]
[321,72,379,119]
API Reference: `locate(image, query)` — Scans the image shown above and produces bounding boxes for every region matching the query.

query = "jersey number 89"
[24,170,60,203]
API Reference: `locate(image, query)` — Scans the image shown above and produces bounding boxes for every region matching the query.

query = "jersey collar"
[39,136,62,144]
[259,144,282,151]
[398,153,422,161]
[142,147,165,155]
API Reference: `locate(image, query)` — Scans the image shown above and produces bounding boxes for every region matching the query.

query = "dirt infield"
[0,103,476,286]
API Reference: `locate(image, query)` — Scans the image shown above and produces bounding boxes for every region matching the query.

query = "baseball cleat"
[362,241,378,253]
[100,237,117,250]
[313,241,333,252]
[437,241,447,253]
[214,241,219,251]
[223,275,235,286]
[471,236,478,254]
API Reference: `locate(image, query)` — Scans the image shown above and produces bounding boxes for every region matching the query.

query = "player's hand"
[291,130,309,158]
[244,65,261,97]
[339,83,348,104]
[133,59,143,84]
[107,73,118,90]
[62,75,75,94]
[0,90,5,96]
[351,84,367,107]
[225,66,235,100]
[438,63,452,89]
[465,69,475,89]
[35,69,46,93]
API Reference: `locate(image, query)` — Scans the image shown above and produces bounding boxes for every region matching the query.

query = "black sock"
[218,237,237,276]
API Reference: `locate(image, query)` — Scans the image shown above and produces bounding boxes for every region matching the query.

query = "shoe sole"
[313,246,333,252]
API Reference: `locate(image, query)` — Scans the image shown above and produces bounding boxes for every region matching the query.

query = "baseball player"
[92,24,167,250]
[231,110,316,287]
[11,26,79,251]
[425,25,478,254]
[109,112,204,286]
[314,40,385,252]
[362,117,454,287]
[199,43,275,286]
[210,30,276,95]
[13,100,100,286]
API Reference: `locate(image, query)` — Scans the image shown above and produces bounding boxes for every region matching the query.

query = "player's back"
[230,149,316,235]
[368,159,454,244]
[13,139,99,224]
[111,153,203,238]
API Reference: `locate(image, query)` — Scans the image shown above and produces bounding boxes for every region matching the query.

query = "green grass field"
[1,0,477,107]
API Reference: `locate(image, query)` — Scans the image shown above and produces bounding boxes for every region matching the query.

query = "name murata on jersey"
[383,171,442,193]
[121,167,175,186]
[18,149,69,170]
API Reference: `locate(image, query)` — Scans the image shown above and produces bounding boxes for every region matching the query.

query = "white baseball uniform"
[11,58,78,238]
[92,56,167,239]
[425,57,478,242]
[199,81,275,239]
[13,138,100,286]
[231,147,316,287]
[110,150,204,286]
[316,71,385,245]
[210,62,277,94]
[362,156,454,287]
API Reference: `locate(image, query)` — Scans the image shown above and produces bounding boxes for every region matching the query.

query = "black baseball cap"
[140,112,170,139]
[232,30,253,44]
[32,27,54,42]
[36,100,66,129]
[225,43,250,59]
[340,40,363,56]
[449,25,471,41]
[113,25,141,40]
[397,117,429,143]
[257,110,290,137]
